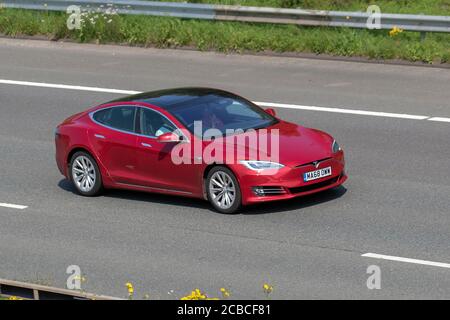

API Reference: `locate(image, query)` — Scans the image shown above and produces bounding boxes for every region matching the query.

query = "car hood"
[234,120,334,168]
[199,120,334,167]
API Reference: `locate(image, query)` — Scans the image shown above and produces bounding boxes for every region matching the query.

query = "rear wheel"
[70,151,103,196]
[206,167,241,214]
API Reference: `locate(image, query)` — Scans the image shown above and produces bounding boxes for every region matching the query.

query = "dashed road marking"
[428,117,450,123]
[0,79,140,95]
[0,202,28,210]
[362,253,450,269]
[256,102,429,120]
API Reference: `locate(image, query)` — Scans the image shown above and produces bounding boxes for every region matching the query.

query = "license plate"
[303,166,332,182]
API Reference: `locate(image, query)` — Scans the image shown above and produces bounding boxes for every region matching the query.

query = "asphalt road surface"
[0,38,449,299]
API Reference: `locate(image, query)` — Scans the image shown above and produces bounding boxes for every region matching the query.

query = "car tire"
[206,166,242,214]
[70,151,103,196]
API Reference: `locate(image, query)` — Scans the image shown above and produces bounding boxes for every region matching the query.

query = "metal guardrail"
[0,278,121,300]
[1,0,450,33]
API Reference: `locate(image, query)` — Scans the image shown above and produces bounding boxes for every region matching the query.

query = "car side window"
[93,106,137,133]
[140,108,176,137]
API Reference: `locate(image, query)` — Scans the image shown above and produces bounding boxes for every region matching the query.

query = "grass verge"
[0,8,449,64]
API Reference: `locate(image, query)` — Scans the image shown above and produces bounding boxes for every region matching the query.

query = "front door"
[134,107,198,194]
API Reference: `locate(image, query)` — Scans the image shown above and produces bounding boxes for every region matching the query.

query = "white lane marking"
[256,102,429,120]
[428,117,450,123]
[362,253,450,269]
[0,78,447,122]
[0,202,28,210]
[0,79,140,95]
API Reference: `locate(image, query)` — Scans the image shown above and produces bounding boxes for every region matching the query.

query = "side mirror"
[265,108,276,117]
[157,132,182,143]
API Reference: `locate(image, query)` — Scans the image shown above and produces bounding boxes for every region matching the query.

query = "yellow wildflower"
[181,288,208,300]
[73,275,87,283]
[389,26,403,37]
[125,282,134,296]
[220,287,230,298]
[263,283,273,295]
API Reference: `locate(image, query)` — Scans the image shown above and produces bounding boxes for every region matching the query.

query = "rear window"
[93,106,136,133]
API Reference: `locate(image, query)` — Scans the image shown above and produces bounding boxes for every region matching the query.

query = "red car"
[55,88,346,214]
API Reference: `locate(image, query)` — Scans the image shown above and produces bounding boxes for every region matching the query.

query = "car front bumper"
[233,152,347,205]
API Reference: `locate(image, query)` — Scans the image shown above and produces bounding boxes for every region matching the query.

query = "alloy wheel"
[209,171,236,210]
[72,155,97,193]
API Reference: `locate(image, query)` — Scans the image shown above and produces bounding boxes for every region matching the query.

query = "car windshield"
[166,93,276,138]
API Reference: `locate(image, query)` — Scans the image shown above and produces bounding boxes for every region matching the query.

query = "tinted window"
[168,94,275,138]
[140,108,176,137]
[225,101,263,118]
[93,106,136,133]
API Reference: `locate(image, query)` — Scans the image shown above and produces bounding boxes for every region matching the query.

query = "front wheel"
[70,151,103,196]
[206,167,242,214]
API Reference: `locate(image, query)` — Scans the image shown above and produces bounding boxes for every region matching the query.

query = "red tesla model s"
[55,88,346,214]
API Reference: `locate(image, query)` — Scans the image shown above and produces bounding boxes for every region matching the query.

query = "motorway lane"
[1,38,450,117]
[0,39,449,299]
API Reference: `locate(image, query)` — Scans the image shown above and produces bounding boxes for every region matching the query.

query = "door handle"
[94,134,105,139]
[141,142,152,148]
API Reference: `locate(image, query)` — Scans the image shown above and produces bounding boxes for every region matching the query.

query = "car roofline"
[105,87,252,109]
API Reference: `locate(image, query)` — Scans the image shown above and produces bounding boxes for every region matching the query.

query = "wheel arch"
[66,146,110,185]
[202,163,239,200]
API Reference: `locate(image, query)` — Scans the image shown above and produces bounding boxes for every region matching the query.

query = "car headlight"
[239,160,285,171]
[332,140,341,153]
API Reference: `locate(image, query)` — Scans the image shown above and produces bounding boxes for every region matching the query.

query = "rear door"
[89,105,140,184]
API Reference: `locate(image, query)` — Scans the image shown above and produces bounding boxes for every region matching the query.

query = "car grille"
[294,157,332,168]
[289,176,339,194]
